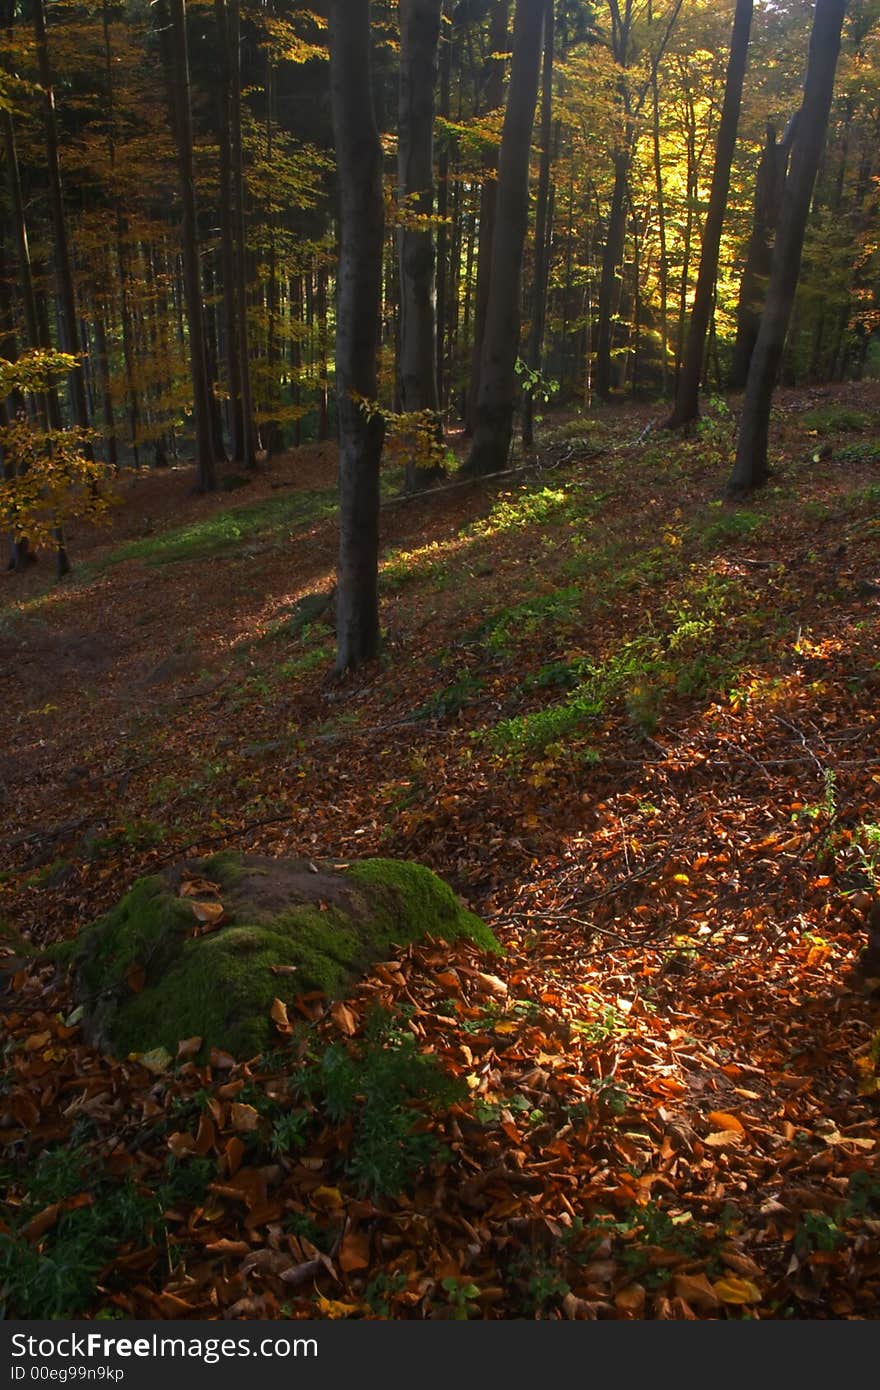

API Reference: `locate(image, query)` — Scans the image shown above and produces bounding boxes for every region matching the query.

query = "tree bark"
[729,118,795,389]
[728,0,847,496]
[33,0,92,446]
[329,0,386,672]
[228,0,258,469]
[214,0,246,462]
[397,0,443,427]
[666,0,753,428]
[522,0,555,450]
[160,0,218,491]
[464,0,510,433]
[464,0,545,476]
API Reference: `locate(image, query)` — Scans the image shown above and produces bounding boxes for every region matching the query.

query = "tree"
[728,0,848,496]
[666,0,753,428]
[521,0,556,451]
[33,0,92,450]
[329,0,385,672]
[397,0,444,462]
[729,119,796,389]
[159,0,220,492]
[464,0,546,477]
[594,0,683,403]
[464,0,511,434]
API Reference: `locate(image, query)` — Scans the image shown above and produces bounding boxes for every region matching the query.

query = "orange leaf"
[338,1230,370,1273]
[176,1035,203,1059]
[330,1001,358,1036]
[224,1136,246,1177]
[707,1110,745,1134]
[126,962,146,993]
[230,1103,260,1133]
[190,899,225,925]
[179,877,222,898]
[270,997,292,1033]
[20,1202,61,1242]
[209,1047,236,1070]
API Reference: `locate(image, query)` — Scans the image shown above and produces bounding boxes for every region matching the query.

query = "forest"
[0,0,879,1323]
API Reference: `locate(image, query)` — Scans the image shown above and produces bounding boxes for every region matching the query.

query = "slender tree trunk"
[465,0,510,433]
[667,0,753,428]
[397,0,443,427]
[329,0,385,672]
[522,0,555,450]
[728,0,847,496]
[33,0,92,448]
[729,118,795,389]
[595,149,629,401]
[160,0,218,491]
[228,0,258,468]
[214,0,246,461]
[102,0,140,465]
[93,306,118,469]
[465,0,545,475]
[435,5,452,410]
[651,69,669,396]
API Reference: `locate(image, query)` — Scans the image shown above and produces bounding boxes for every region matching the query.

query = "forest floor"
[1,383,879,1320]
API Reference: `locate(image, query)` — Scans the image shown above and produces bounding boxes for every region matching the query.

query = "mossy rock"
[73,853,498,1061]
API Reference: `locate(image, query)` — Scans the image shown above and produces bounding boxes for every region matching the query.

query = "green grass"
[484,573,759,758]
[102,488,337,568]
[802,405,872,433]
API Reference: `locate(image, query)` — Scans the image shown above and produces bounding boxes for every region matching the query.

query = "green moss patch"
[73,854,498,1061]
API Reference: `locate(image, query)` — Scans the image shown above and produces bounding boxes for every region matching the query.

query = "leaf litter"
[1,389,879,1318]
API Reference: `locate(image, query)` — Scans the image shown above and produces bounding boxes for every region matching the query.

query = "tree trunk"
[666,0,753,428]
[33,0,92,445]
[594,150,629,402]
[160,0,218,491]
[728,0,847,496]
[397,0,443,431]
[521,0,555,450]
[464,0,510,433]
[434,5,452,410]
[228,0,258,469]
[729,118,794,389]
[102,0,140,466]
[465,0,545,476]
[214,0,246,462]
[329,0,385,672]
[651,68,670,397]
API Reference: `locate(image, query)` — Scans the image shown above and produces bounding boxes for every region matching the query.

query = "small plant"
[515,356,559,405]
[794,1211,844,1256]
[364,1270,408,1317]
[269,1110,310,1157]
[415,673,484,721]
[440,1276,481,1319]
[295,1011,462,1197]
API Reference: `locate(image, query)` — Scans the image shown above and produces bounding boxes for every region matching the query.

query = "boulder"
[73,852,498,1060]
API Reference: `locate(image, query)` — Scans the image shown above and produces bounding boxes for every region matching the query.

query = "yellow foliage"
[0,351,113,549]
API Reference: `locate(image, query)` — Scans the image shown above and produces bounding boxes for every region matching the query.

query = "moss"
[199,851,248,889]
[74,855,499,1060]
[348,859,501,956]
[0,919,34,954]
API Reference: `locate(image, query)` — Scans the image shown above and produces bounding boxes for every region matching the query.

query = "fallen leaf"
[230,1103,260,1132]
[338,1230,370,1273]
[713,1274,761,1305]
[707,1110,745,1134]
[189,900,225,925]
[270,997,292,1033]
[330,1001,358,1036]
